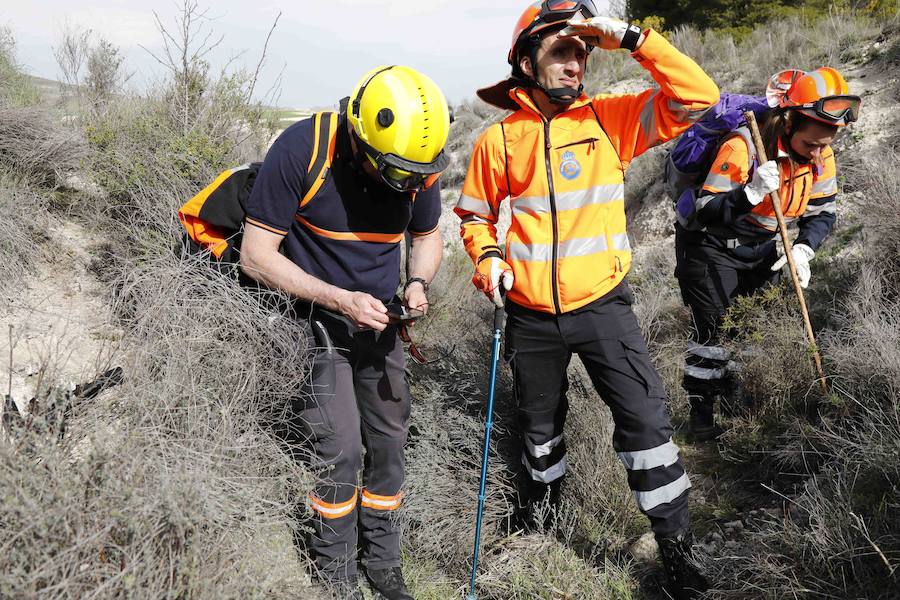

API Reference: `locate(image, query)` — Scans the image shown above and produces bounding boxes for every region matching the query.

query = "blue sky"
[4,0,612,109]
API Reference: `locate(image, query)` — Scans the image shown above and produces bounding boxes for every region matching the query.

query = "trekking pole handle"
[743,111,829,396]
[493,306,506,332]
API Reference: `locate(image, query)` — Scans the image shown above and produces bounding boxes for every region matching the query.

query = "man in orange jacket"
[454,2,718,597]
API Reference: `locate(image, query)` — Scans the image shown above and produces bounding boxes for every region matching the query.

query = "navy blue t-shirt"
[245,114,441,303]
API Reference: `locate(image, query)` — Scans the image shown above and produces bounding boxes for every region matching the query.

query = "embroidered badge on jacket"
[560,151,581,180]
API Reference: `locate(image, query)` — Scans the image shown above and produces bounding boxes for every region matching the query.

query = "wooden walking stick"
[743,111,829,396]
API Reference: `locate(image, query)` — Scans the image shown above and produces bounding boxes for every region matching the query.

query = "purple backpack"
[664,93,771,230]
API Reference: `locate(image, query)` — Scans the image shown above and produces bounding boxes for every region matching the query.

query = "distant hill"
[24,73,78,106]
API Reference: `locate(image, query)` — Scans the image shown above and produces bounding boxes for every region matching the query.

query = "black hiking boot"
[329,575,364,600]
[656,530,709,600]
[364,566,413,600]
[688,395,721,441]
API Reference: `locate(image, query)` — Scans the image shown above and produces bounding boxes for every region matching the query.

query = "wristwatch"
[404,277,429,293]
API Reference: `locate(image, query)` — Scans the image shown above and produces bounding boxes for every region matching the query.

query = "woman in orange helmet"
[675,67,860,440]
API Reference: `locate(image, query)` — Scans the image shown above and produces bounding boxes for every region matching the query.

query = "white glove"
[743,160,780,206]
[771,243,815,288]
[473,255,514,308]
[559,17,645,51]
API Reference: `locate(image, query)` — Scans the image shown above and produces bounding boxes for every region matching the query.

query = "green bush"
[0,27,41,107]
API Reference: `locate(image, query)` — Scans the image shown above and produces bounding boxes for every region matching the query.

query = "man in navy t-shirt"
[240,66,451,600]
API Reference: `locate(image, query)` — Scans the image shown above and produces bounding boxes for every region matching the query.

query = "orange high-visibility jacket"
[700,128,838,233]
[455,31,719,314]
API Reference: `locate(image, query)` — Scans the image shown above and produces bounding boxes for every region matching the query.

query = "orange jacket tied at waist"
[455,30,720,314]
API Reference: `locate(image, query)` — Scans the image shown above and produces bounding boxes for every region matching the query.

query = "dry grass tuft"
[0,176,51,295]
[0,106,89,187]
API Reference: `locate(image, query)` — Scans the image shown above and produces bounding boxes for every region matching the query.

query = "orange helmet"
[779,67,860,126]
[508,0,599,71]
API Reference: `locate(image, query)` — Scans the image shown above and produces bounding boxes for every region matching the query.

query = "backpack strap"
[300,111,339,207]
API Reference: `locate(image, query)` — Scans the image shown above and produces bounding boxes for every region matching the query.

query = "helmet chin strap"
[544,83,583,105]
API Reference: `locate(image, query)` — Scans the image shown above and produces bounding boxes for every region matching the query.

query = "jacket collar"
[509,86,591,120]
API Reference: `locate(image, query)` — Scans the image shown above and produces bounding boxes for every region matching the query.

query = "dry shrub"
[713,284,820,470]
[476,531,635,600]
[0,177,50,295]
[0,106,89,187]
[667,26,744,90]
[401,249,518,571]
[83,95,244,237]
[0,253,320,599]
[700,394,900,600]
[403,377,515,566]
[443,99,505,189]
[670,14,885,94]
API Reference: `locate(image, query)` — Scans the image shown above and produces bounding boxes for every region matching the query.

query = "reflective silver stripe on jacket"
[803,199,837,217]
[617,439,680,471]
[702,172,741,193]
[667,98,711,123]
[747,213,797,231]
[456,193,495,217]
[507,234,630,262]
[511,184,624,218]
[460,213,492,226]
[810,177,837,197]
[639,91,662,148]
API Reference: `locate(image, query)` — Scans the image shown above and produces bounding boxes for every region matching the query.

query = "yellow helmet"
[346,65,451,193]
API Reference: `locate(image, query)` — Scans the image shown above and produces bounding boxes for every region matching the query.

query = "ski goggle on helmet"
[777,67,860,127]
[508,0,599,66]
[347,65,451,193]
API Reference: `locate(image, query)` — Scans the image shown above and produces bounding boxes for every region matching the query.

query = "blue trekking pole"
[466,305,505,600]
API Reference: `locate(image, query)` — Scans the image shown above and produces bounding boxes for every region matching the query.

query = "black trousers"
[674,226,780,395]
[505,281,690,536]
[282,310,411,581]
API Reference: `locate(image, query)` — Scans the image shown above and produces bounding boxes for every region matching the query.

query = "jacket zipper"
[543,120,562,314]
[557,137,598,151]
[789,176,807,221]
